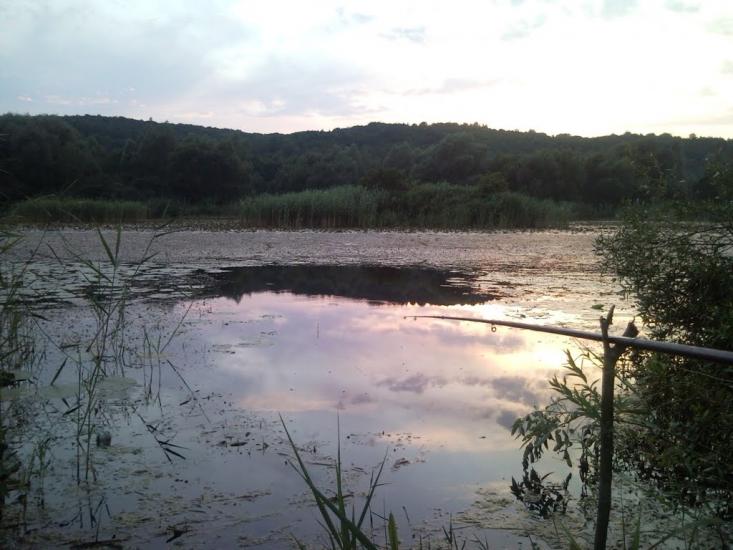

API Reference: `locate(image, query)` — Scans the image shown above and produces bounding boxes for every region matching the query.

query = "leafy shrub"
[597,203,733,515]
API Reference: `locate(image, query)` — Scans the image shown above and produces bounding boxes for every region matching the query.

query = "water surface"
[3,228,625,548]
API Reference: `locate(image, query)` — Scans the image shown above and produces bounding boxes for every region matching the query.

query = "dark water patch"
[192,264,499,306]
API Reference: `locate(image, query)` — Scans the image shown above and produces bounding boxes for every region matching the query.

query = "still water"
[3,228,624,548]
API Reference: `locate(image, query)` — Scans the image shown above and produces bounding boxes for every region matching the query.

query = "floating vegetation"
[510,468,571,518]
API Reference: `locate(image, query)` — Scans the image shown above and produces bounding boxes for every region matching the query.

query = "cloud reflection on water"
[185,286,574,454]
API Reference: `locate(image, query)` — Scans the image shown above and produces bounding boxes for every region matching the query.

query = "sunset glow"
[2,0,732,136]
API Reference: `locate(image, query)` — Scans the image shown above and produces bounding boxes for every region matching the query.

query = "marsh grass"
[0,223,195,544]
[239,186,383,229]
[7,197,150,224]
[281,415,388,549]
[281,416,498,549]
[5,197,249,226]
[0,229,47,521]
[239,185,573,230]
[45,226,195,479]
[5,185,573,229]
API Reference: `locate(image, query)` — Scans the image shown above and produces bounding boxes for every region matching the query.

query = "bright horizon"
[2,0,732,139]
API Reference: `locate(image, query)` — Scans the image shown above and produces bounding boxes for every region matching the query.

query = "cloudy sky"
[2,0,732,137]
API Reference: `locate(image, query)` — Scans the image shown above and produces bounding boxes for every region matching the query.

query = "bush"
[596,202,733,515]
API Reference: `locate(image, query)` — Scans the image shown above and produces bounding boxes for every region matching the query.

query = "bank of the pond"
[3,187,601,229]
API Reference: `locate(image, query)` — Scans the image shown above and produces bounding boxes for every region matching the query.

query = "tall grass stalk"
[239,186,383,229]
[7,197,150,224]
[239,185,573,230]
[1,223,196,542]
[5,186,573,229]
[1,231,32,520]
[0,229,51,523]
[41,225,188,479]
[280,415,389,549]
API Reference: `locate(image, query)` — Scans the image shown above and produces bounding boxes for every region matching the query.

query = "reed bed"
[238,185,383,229]
[238,184,573,230]
[5,185,574,229]
[7,197,150,224]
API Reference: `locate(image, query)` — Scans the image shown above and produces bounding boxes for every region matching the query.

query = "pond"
[2,227,628,548]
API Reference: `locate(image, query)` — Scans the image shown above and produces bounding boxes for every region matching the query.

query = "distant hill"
[1,113,731,206]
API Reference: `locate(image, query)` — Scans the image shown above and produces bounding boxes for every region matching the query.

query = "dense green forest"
[1,113,732,225]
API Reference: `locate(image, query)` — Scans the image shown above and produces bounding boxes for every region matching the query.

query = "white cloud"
[665,0,701,13]
[1,0,732,137]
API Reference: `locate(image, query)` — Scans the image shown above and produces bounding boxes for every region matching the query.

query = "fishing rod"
[409,315,733,366]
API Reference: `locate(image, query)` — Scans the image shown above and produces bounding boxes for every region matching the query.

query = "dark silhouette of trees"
[1,113,731,209]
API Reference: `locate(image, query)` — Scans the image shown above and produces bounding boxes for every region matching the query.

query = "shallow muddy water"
[3,227,640,548]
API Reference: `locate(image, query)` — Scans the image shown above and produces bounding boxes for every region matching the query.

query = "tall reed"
[7,197,149,224]
[238,184,573,230]
[239,186,383,229]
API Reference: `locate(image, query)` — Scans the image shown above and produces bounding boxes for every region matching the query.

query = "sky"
[1,0,732,137]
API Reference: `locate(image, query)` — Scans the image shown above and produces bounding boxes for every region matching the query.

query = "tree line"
[1,113,732,210]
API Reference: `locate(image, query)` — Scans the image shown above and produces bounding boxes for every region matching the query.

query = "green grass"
[281,415,389,549]
[239,186,384,229]
[239,184,573,230]
[7,197,150,224]
[5,184,575,229]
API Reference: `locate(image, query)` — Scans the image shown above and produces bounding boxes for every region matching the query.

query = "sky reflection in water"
[9,237,614,546]
[172,265,587,538]
[195,292,566,451]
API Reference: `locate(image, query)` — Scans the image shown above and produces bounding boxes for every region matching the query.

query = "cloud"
[43,94,119,106]
[671,110,733,127]
[377,373,447,394]
[490,376,540,405]
[501,14,547,40]
[457,375,540,405]
[723,60,733,74]
[2,0,732,137]
[350,393,375,405]
[709,17,733,36]
[381,26,426,43]
[335,7,374,27]
[0,0,381,125]
[699,87,715,97]
[602,0,637,18]
[225,56,375,118]
[496,409,520,430]
[0,1,248,116]
[664,0,700,13]
[406,78,501,96]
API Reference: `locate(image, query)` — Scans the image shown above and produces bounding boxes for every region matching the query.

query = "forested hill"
[1,113,732,207]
